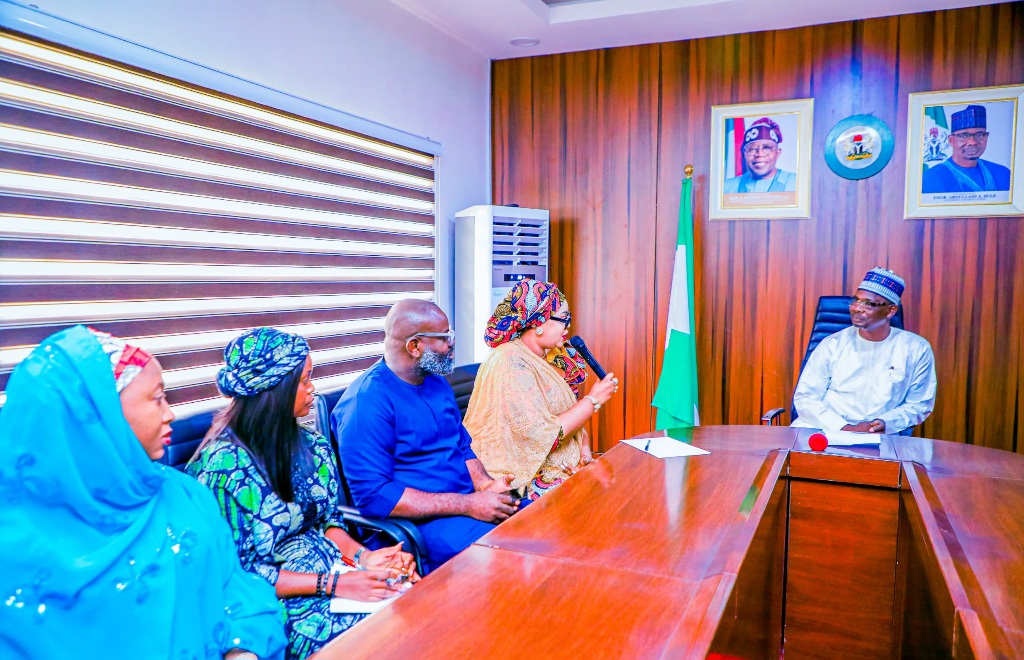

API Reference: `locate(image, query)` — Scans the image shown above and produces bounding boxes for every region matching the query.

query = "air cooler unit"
[454,205,550,365]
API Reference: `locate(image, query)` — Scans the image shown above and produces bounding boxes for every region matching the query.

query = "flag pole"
[651,164,700,431]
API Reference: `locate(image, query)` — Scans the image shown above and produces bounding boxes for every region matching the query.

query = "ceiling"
[390,0,998,59]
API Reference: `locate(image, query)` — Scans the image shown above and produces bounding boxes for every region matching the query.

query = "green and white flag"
[652,176,699,430]
[922,105,951,168]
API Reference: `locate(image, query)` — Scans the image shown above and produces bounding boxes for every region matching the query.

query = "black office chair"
[309,392,432,574]
[446,363,481,419]
[762,295,910,434]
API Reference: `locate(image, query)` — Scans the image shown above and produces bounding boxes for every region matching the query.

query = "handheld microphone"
[568,336,607,380]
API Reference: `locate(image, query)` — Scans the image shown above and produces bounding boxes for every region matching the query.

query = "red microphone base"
[808,432,829,452]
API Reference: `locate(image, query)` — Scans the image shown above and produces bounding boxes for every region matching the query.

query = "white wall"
[29,0,491,321]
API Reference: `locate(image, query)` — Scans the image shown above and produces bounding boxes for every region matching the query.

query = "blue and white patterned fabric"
[217,327,310,398]
[858,267,905,305]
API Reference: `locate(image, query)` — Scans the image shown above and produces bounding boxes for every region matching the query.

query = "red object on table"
[808,432,828,452]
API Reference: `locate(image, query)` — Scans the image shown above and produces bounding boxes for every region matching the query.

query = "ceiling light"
[510,38,540,47]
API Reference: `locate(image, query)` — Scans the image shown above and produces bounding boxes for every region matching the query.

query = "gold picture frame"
[905,84,1024,219]
[708,98,814,220]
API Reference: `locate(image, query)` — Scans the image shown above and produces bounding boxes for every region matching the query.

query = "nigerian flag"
[922,105,949,170]
[652,176,699,430]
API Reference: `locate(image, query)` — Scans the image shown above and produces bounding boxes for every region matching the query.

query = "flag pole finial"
[684,164,694,178]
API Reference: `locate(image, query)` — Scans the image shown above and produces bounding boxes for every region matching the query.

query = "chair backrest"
[792,296,905,422]
[161,409,216,471]
[447,363,481,419]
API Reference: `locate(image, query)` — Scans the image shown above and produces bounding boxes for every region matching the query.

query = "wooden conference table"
[314,426,1024,660]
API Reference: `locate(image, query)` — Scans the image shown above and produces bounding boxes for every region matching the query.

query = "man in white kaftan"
[791,268,936,435]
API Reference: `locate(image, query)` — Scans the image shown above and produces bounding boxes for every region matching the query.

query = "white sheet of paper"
[328,564,401,614]
[823,428,882,446]
[623,437,710,458]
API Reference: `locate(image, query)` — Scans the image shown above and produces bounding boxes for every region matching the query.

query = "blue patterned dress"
[187,427,364,660]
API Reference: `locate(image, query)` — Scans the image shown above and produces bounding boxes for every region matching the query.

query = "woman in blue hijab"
[0,325,286,660]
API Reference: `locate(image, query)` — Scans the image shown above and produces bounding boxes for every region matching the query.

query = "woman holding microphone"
[464,280,619,502]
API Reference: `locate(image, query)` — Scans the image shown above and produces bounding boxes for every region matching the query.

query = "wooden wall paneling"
[493,3,1024,453]
[891,5,1024,450]
[493,46,661,452]
[653,38,711,424]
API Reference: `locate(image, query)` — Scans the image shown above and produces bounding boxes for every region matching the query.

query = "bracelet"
[584,395,601,411]
[354,547,367,567]
[315,572,324,597]
[329,571,341,597]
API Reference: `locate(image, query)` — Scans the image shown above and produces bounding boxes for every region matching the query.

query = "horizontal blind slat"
[0,33,434,167]
[0,104,434,202]
[0,77,434,189]
[0,171,434,234]
[0,31,435,414]
[0,215,434,257]
[0,125,433,212]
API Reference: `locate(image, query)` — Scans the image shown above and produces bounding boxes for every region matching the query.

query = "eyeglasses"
[550,312,572,329]
[849,298,892,310]
[743,144,778,156]
[950,131,989,141]
[406,330,455,344]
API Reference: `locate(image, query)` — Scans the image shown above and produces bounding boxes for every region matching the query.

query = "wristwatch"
[584,395,601,411]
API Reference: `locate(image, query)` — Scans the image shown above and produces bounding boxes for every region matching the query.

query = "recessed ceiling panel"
[391,0,1000,59]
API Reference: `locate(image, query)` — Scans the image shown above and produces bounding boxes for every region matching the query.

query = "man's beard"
[416,347,455,377]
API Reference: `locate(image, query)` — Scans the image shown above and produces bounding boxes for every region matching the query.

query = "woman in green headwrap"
[188,327,418,660]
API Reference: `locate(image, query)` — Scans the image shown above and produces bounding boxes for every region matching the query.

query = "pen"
[340,555,364,570]
[644,438,652,452]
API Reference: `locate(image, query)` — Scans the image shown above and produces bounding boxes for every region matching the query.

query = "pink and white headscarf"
[88,328,153,393]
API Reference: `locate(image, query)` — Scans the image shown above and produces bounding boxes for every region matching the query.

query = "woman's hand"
[587,372,619,406]
[332,569,403,601]
[360,542,421,583]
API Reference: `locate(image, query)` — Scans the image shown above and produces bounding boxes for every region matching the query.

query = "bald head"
[383,300,454,383]
[385,299,446,339]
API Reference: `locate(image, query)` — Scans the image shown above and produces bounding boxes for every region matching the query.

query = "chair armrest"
[761,408,786,425]
[336,506,430,575]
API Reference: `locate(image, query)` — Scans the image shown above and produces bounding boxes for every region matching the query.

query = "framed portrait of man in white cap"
[709,98,814,220]
[905,84,1024,218]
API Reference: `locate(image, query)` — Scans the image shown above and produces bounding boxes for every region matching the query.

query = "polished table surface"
[315,426,1024,660]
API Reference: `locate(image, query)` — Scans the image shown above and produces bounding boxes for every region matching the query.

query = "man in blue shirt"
[922,104,1011,194]
[333,299,519,572]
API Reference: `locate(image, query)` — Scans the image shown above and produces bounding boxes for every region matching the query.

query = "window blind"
[0,30,436,417]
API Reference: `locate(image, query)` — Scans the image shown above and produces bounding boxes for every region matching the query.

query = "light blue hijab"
[0,326,286,660]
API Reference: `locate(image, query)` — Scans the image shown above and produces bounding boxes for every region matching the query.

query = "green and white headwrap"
[216,327,310,397]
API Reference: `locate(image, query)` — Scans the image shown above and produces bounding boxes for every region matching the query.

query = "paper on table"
[623,437,710,458]
[822,428,882,446]
[329,564,401,615]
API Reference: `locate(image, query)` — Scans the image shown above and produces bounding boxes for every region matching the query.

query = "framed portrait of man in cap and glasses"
[709,98,814,220]
[905,85,1024,218]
